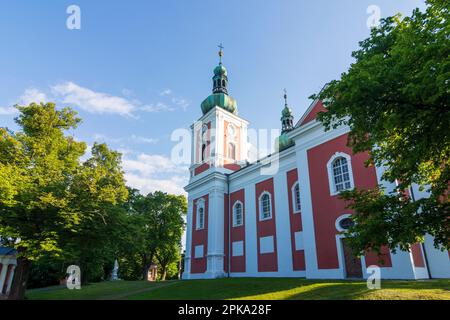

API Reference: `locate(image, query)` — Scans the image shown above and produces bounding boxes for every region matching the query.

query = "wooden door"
[342,239,363,279]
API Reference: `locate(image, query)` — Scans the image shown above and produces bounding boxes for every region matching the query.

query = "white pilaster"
[274,172,293,275]
[245,184,258,275]
[205,186,226,278]
[295,147,319,278]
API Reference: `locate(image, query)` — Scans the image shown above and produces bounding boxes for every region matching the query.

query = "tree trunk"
[8,257,31,300]
[141,252,154,280]
[161,268,167,281]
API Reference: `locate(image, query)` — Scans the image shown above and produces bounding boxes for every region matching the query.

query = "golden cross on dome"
[218,43,224,64]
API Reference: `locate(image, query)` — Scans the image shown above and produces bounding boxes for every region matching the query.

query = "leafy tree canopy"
[312,0,449,253]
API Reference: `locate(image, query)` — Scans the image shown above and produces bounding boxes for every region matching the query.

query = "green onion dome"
[214,64,228,77]
[201,92,237,115]
[276,132,294,152]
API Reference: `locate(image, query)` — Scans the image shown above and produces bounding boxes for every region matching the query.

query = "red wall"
[230,189,246,273]
[411,243,425,267]
[255,178,278,272]
[300,100,327,126]
[307,133,390,269]
[286,169,306,271]
[365,246,392,267]
[191,195,209,274]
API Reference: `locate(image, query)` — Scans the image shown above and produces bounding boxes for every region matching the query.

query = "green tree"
[122,191,186,280]
[156,242,181,280]
[0,102,128,299]
[313,0,449,254]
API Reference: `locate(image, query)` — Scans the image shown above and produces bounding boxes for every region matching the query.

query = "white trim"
[258,191,273,221]
[294,232,304,251]
[194,245,204,259]
[291,181,301,213]
[232,241,244,257]
[196,198,206,230]
[326,152,355,196]
[259,236,274,254]
[335,214,353,232]
[232,200,244,227]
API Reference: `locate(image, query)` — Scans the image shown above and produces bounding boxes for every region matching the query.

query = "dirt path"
[97,281,178,300]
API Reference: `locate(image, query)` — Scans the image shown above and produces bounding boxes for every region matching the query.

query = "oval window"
[339,218,354,230]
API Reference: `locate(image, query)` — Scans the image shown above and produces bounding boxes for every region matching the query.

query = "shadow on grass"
[127,278,450,301]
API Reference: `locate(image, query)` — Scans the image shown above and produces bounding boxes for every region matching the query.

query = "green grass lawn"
[26,278,450,300]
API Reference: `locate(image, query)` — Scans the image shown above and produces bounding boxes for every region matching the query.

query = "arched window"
[292,182,301,213]
[196,200,205,230]
[335,214,354,232]
[259,192,272,221]
[327,153,355,196]
[201,143,207,162]
[332,157,351,192]
[233,201,243,227]
[228,142,236,160]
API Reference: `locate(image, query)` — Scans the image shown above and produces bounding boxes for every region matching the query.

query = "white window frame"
[258,191,272,221]
[327,152,355,196]
[196,198,206,230]
[335,214,353,232]
[232,201,244,227]
[291,181,301,213]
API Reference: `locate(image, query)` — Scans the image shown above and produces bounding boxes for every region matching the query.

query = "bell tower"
[189,46,249,179]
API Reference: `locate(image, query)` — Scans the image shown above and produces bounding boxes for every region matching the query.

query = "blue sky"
[0,0,426,195]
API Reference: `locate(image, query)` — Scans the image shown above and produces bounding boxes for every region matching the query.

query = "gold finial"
[218,43,224,64]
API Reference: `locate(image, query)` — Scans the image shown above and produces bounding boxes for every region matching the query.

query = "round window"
[339,218,354,230]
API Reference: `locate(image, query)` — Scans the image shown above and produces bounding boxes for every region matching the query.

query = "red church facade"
[183,57,450,280]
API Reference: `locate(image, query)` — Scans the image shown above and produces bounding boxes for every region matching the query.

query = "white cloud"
[160,89,172,96]
[51,82,135,116]
[130,135,158,144]
[122,153,188,195]
[19,88,48,105]
[172,97,189,111]
[7,83,183,118]
[92,133,123,144]
[0,106,17,115]
[125,173,187,196]
[140,102,175,113]
[92,133,158,145]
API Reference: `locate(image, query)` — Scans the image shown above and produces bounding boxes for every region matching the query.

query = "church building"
[182,49,450,280]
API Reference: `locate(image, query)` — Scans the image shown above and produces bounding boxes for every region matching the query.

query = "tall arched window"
[327,153,355,196]
[259,192,272,221]
[332,157,351,192]
[233,201,243,227]
[228,142,236,160]
[196,199,205,230]
[201,144,207,162]
[292,182,301,213]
